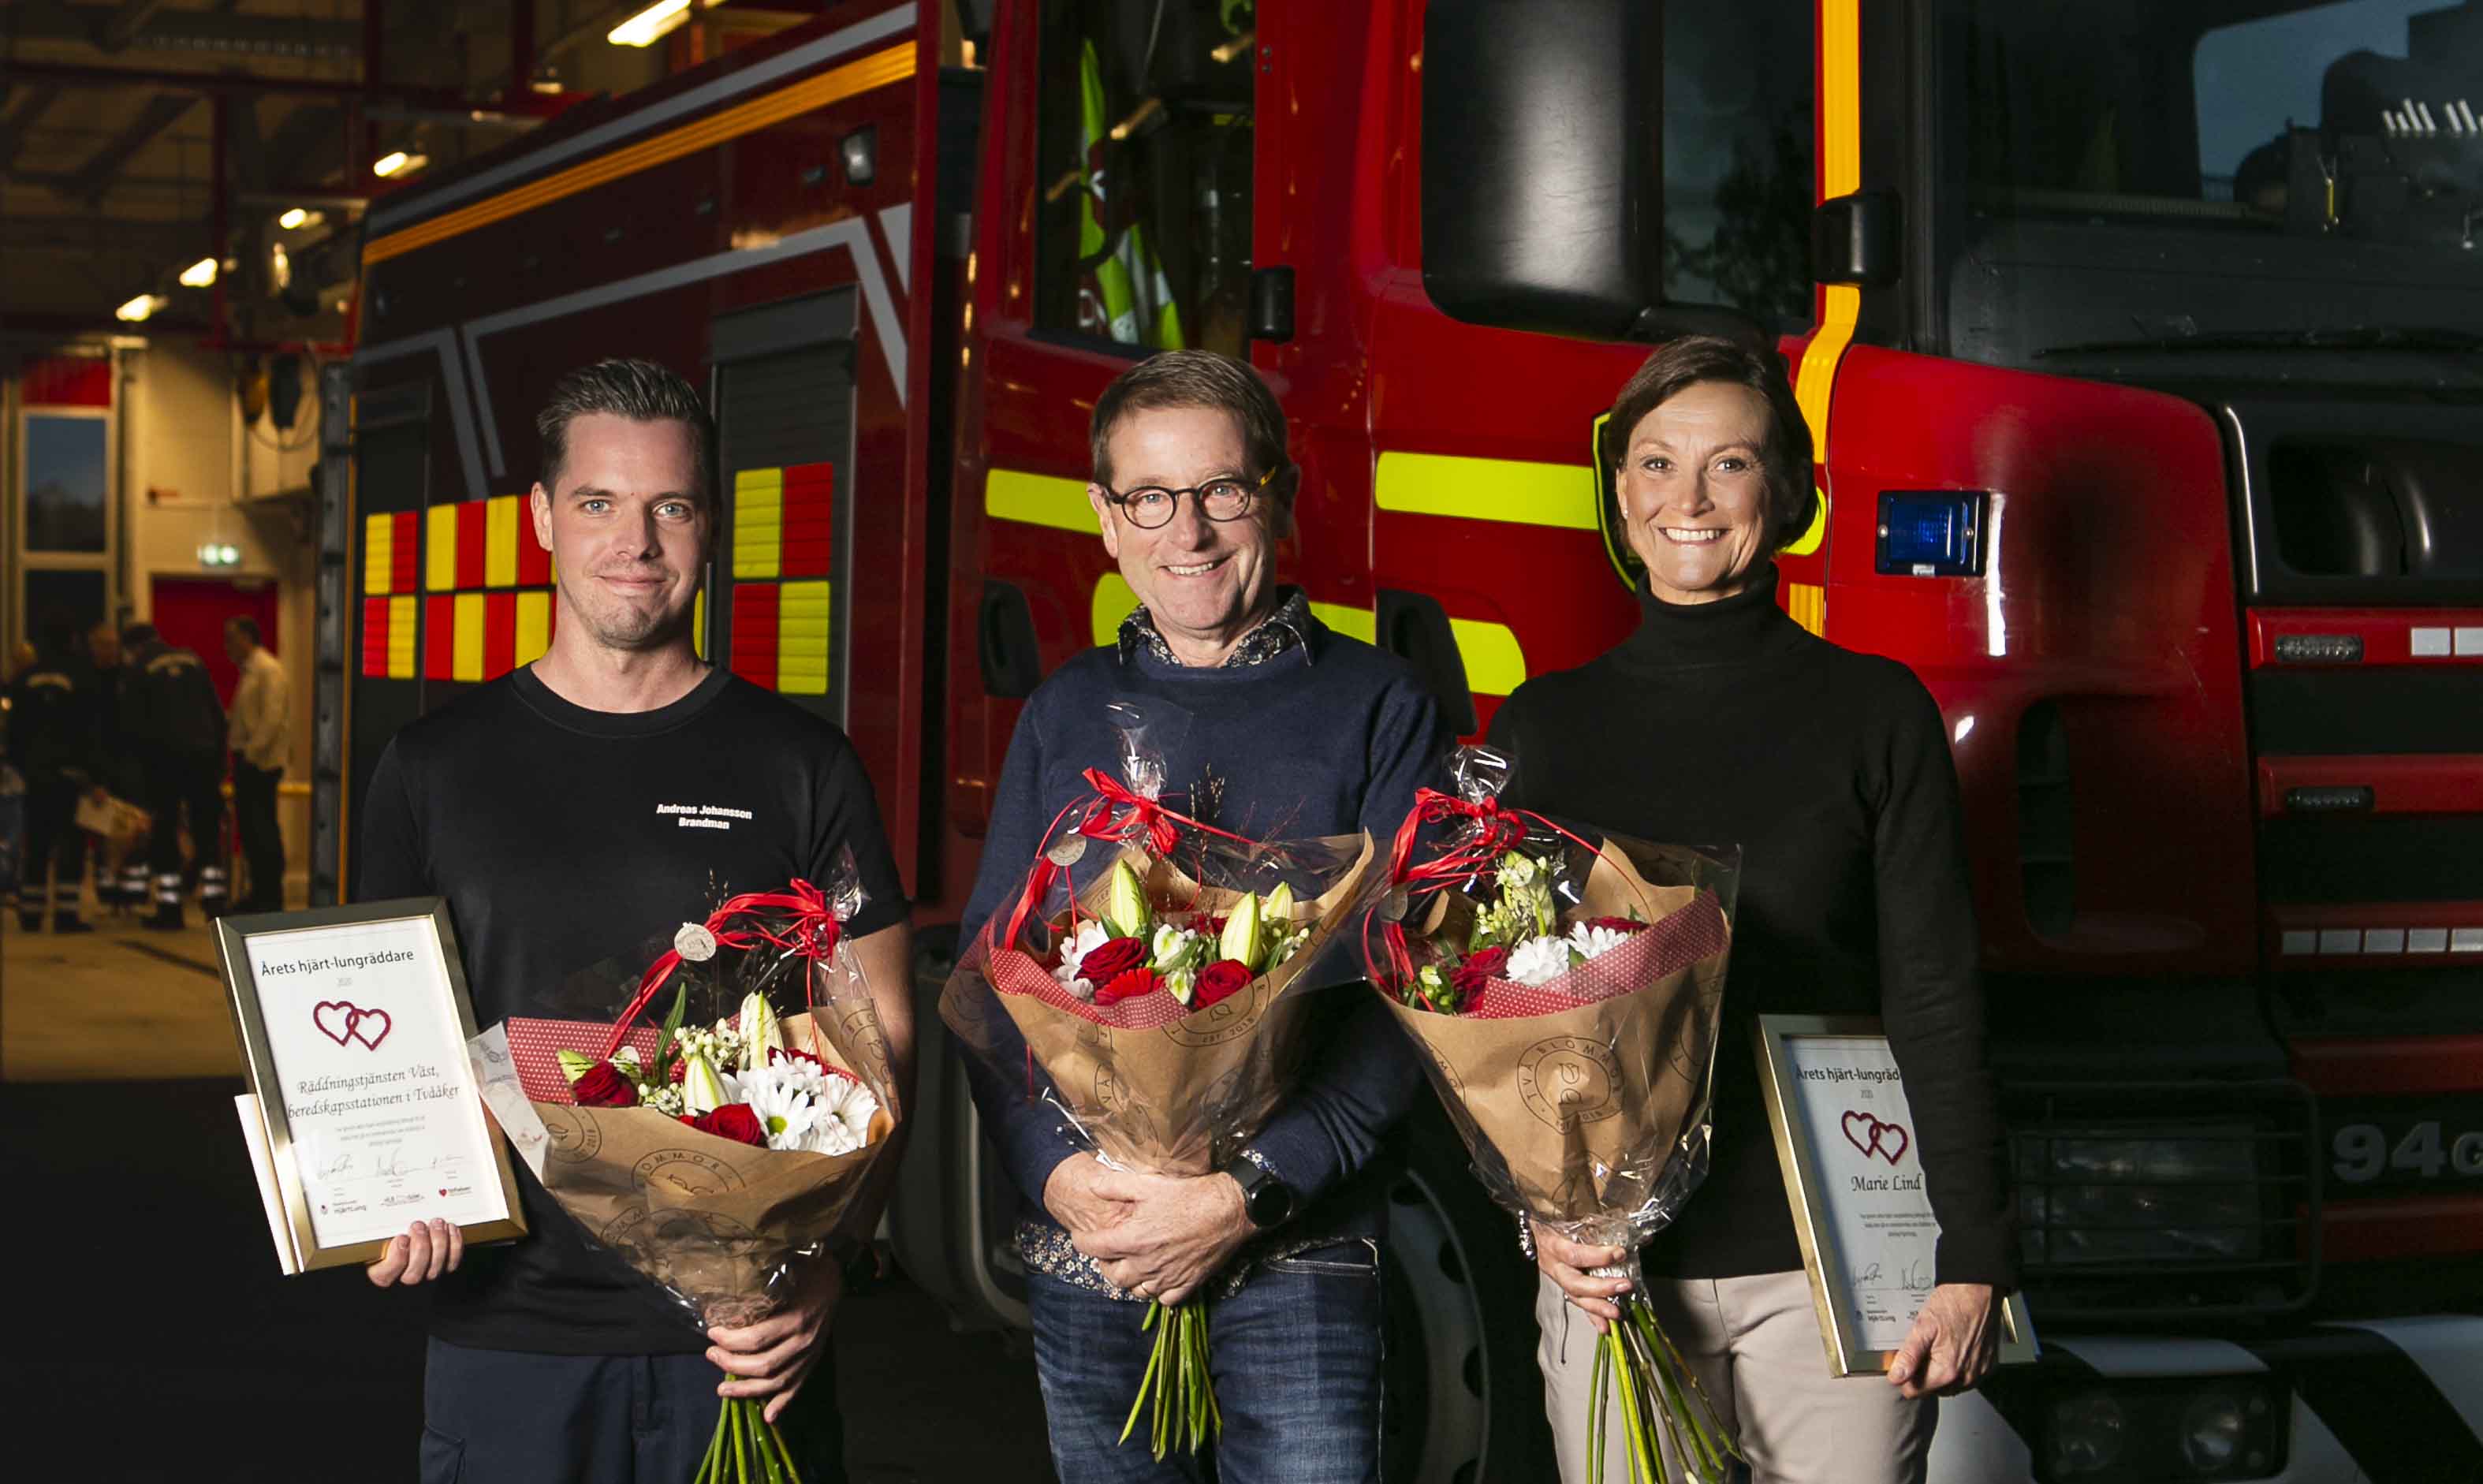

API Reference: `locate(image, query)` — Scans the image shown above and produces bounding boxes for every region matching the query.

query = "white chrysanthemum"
[739,1061,826,1150]
[1269,927,1311,968]
[802,1073,882,1156]
[1504,934,1578,986]
[1568,920,1634,961]
[1053,919,1114,1000]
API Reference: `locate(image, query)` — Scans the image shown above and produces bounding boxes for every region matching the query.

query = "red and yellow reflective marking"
[362,43,915,265]
[728,464,837,695]
[1373,450,1598,529]
[369,494,556,681]
[729,579,833,695]
[987,468,1098,533]
[1783,0,1863,639]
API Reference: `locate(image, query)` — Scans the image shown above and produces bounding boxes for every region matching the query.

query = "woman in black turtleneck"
[1489,336,2014,1484]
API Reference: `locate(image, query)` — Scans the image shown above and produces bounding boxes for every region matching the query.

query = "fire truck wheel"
[1381,1098,1554,1484]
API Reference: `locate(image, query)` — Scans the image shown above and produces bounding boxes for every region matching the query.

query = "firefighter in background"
[84,621,147,912]
[119,622,229,928]
[4,621,103,934]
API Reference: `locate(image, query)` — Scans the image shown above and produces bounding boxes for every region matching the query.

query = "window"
[1033,0,1256,356]
[23,414,108,554]
[1662,0,1817,337]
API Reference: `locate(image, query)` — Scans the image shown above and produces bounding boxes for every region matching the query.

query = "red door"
[150,575,279,710]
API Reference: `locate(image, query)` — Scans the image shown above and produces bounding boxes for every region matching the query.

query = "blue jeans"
[1028,1242,1385,1484]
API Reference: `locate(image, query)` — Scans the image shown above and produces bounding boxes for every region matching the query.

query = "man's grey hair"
[535,358,717,505]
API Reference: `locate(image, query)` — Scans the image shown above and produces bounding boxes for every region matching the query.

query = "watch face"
[1249,1180,1292,1227]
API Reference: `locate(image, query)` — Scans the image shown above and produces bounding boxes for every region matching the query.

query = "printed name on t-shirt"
[654,803,756,832]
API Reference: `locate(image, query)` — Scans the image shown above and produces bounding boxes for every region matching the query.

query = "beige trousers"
[1535,1269,1934,1484]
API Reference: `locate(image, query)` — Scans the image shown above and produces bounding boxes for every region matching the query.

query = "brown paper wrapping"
[940,833,1379,1178]
[1386,842,1732,1226]
[524,1009,900,1326]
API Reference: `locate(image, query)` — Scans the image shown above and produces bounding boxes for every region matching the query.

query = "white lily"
[737,992,785,1068]
[680,1049,733,1116]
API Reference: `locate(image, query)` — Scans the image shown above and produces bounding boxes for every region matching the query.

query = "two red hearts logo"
[1841,1109,1909,1165]
[313,999,393,1051]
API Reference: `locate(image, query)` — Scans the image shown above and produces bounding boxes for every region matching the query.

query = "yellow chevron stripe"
[515,590,554,668]
[1374,450,1599,530]
[364,513,393,595]
[485,494,520,587]
[452,591,485,682]
[386,595,417,678]
[777,580,832,695]
[427,504,459,591]
[990,468,1099,534]
[364,44,916,265]
[1784,581,1826,636]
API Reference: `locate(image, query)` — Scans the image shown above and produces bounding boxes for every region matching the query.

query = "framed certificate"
[216,899,526,1273]
[1753,1014,2036,1377]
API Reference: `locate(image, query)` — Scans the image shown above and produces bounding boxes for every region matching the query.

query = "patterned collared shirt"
[1116,587,1313,669]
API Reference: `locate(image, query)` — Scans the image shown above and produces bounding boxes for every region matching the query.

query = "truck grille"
[2008,1079,2319,1322]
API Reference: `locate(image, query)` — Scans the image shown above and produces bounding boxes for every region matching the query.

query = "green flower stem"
[1120,1299,1221,1460]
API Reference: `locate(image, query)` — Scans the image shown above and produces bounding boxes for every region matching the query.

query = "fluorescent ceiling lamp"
[373,150,427,177]
[178,256,218,288]
[608,0,693,47]
[115,293,163,323]
[278,207,309,229]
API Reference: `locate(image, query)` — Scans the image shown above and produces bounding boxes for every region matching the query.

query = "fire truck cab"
[329,2,2482,1480]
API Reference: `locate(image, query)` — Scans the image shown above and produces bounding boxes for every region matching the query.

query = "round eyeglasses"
[1098,465,1280,530]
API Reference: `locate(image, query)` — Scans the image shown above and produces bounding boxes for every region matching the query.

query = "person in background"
[1493,336,2013,1484]
[4,619,103,933]
[84,622,145,912]
[224,616,289,913]
[119,621,229,929]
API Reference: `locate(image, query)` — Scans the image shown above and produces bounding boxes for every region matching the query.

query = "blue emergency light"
[1875,490,1989,576]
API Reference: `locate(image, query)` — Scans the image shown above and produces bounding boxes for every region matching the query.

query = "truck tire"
[1382,1098,1555,1484]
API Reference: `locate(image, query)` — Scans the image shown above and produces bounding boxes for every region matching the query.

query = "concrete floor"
[0,908,1057,1482]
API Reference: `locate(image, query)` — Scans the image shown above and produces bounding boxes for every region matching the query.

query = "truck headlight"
[2030,1378,2284,1482]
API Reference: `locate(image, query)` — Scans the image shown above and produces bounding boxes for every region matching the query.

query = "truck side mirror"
[1421,0,1763,347]
[1420,0,1658,338]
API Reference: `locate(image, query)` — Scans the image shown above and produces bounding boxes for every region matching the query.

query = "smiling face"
[528,412,707,654]
[1087,404,1287,666]
[1616,379,1777,606]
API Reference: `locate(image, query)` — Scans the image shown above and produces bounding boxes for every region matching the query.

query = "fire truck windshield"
[1946,0,2481,256]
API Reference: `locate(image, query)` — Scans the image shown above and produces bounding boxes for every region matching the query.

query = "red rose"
[1078,935,1148,983]
[689,1104,767,1147]
[1584,916,1648,934]
[1195,915,1228,938]
[572,1061,639,1108]
[1450,946,1511,997]
[1094,966,1160,1005]
[1194,959,1253,1009]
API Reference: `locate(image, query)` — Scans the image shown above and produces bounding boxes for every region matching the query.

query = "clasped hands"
[1045,1154,1255,1306]
[1528,1217,1999,1397]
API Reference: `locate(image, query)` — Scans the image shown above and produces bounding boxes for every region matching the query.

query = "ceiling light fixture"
[278,207,309,229]
[178,257,218,288]
[608,0,694,47]
[116,293,164,323]
[373,150,427,178]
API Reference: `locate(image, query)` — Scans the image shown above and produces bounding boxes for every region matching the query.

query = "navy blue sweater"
[957,611,1447,1252]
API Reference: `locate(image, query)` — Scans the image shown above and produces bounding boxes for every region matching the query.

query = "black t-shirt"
[356,665,909,1355]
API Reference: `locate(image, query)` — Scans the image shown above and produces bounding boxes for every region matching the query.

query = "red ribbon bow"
[598,879,846,1059]
[1366,788,1603,991]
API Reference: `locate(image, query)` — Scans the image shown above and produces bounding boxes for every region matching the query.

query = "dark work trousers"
[144,749,226,917]
[421,1339,848,1484]
[17,780,88,926]
[231,760,284,912]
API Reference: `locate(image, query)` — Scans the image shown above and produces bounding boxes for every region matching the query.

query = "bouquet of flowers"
[938,712,1378,1459]
[468,858,899,1484]
[1360,748,1743,1484]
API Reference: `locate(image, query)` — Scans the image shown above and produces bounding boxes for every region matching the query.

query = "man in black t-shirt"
[357,360,913,1484]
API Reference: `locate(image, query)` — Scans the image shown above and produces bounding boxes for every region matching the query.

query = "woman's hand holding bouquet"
[1361,747,1746,1484]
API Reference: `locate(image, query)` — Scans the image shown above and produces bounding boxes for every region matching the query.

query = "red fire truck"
[319,1,2483,1478]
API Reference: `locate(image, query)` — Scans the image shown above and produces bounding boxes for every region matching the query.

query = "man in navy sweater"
[958,351,1446,1482]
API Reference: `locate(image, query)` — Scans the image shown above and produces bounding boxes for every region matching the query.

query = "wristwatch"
[1221,1153,1297,1229]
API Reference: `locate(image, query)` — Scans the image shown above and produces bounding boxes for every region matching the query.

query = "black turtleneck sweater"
[1486,565,2015,1288]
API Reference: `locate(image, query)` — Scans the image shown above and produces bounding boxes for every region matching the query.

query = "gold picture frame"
[216,898,527,1273]
[1753,1013,2036,1377]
